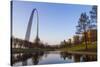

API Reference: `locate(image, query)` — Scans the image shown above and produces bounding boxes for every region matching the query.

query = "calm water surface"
[11,51,97,66]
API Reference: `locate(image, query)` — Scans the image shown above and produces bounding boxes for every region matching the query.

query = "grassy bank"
[59,42,97,53]
[12,42,97,54]
[12,48,54,53]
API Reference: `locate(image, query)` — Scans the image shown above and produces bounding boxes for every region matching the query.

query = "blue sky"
[12,1,92,45]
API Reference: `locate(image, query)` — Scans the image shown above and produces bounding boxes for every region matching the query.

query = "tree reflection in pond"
[32,51,44,65]
[60,52,72,60]
[60,51,97,62]
[12,51,44,66]
[11,51,97,66]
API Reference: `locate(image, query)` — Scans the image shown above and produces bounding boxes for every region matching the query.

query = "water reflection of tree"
[44,51,50,58]
[60,52,97,62]
[73,54,81,62]
[82,55,97,62]
[11,53,24,65]
[32,51,44,65]
[12,51,45,66]
[22,60,27,66]
[59,52,80,62]
[60,52,72,60]
[12,53,32,66]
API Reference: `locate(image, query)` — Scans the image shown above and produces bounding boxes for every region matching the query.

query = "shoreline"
[11,48,97,56]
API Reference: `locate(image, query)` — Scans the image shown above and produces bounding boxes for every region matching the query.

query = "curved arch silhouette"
[25,8,39,42]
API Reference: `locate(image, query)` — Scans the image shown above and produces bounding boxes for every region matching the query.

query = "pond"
[11,51,97,66]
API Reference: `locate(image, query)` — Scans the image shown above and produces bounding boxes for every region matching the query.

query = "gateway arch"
[25,8,40,43]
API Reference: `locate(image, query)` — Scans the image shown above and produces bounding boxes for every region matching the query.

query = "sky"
[12,1,93,45]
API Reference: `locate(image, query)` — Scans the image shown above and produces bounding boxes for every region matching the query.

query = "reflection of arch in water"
[25,8,40,43]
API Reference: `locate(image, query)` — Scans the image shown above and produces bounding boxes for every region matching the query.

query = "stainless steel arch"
[25,8,39,42]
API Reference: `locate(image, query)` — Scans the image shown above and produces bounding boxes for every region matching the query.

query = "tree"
[87,6,97,43]
[76,12,90,50]
[89,6,97,29]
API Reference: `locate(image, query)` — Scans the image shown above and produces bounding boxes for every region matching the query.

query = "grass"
[12,42,97,54]
[60,42,97,53]
[12,48,54,53]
